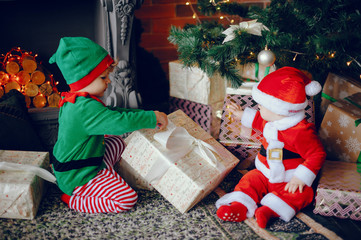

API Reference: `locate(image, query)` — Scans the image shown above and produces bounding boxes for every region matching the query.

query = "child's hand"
[284,176,305,193]
[227,102,244,122]
[154,111,168,131]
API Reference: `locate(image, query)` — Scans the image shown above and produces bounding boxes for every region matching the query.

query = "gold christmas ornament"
[257,49,276,67]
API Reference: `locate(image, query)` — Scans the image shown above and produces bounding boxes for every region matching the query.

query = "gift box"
[218,93,316,169]
[319,93,361,163]
[169,60,226,105]
[235,62,276,83]
[313,160,361,220]
[114,159,154,191]
[121,110,239,213]
[169,96,223,139]
[218,94,262,169]
[321,72,361,115]
[0,150,50,219]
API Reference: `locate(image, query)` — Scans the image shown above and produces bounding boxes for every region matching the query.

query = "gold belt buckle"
[268,148,283,161]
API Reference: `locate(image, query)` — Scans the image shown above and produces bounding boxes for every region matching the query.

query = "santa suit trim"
[294,164,316,187]
[215,191,258,218]
[255,156,295,183]
[252,84,308,116]
[241,107,257,128]
[261,193,296,222]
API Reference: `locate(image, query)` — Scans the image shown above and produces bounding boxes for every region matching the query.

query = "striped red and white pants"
[68,136,137,213]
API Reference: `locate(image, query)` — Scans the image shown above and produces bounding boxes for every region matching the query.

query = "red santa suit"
[216,67,326,222]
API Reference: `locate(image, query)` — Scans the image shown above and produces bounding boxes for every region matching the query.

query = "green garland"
[168,0,361,87]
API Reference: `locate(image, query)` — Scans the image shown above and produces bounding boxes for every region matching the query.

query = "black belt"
[52,156,103,172]
[259,145,301,160]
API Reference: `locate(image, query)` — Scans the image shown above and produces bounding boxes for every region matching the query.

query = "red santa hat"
[252,66,321,116]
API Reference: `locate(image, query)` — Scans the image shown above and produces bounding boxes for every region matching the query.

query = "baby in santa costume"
[216,67,326,228]
[50,37,168,213]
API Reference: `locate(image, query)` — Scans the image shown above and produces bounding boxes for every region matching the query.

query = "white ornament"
[257,49,276,67]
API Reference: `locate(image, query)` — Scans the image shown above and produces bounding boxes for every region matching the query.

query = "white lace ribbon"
[144,121,225,184]
[0,161,57,184]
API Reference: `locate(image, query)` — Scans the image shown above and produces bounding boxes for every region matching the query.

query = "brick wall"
[135,0,270,79]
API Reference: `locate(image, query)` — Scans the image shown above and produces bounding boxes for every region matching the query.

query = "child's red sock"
[255,205,280,228]
[216,202,247,222]
[61,193,71,205]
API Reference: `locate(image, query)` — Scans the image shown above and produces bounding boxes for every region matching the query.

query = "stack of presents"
[1,62,361,222]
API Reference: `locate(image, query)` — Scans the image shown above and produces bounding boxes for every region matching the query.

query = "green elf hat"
[49,37,114,92]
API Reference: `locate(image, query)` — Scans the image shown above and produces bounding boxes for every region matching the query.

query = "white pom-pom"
[305,81,322,96]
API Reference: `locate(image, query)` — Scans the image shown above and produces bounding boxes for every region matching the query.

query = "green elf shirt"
[53,96,156,195]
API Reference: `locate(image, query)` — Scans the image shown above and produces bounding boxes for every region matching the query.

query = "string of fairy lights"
[184,0,361,79]
[186,0,235,24]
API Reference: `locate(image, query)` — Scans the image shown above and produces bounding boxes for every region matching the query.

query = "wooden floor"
[302,205,361,240]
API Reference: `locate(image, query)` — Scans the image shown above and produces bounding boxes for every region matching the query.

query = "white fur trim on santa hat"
[215,191,258,218]
[261,193,296,222]
[293,164,316,187]
[252,84,308,116]
[241,107,257,128]
[305,81,322,96]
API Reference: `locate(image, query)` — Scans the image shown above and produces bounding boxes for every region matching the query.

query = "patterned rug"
[0,170,341,240]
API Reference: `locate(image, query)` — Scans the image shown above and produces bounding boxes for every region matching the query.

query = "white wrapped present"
[0,151,54,219]
[121,110,239,213]
[169,60,226,105]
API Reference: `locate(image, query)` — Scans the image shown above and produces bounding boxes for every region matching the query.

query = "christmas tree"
[168,0,361,87]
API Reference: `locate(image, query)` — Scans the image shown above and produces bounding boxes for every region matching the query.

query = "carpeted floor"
[0,170,345,240]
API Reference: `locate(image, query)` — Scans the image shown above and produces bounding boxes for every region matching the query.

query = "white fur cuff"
[293,164,316,187]
[241,107,257,128]
[261,193,296,222]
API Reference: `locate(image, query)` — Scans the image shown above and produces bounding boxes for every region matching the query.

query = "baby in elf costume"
[216,67,326,228]
[49,37,168,213]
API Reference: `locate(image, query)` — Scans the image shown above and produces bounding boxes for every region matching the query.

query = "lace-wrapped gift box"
[0,151,50,219]
[313,160,361,220]
[121,110,239,213]
[169,96,223,139]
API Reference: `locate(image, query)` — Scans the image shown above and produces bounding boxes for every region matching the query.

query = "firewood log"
[17,70,31,85]
[33,94,47,108]
[39,82,53,96]
[31,70,46,85]
[0,71,10,85]
[5,81,21,93]
[24,82,39,97]
[24,95,31,108]
[22,56,37,73]
[5,61,20,75]
[48,92,61,107]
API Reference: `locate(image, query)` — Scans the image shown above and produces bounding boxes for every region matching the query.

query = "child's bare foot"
[216,202,247,222]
